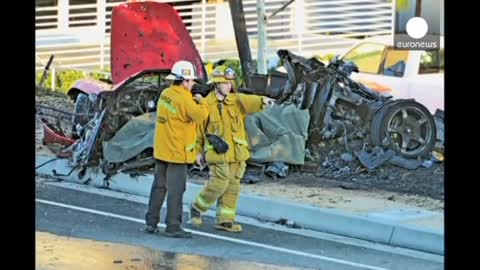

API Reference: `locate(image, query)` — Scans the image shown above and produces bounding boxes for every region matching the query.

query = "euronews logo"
[406,17,428,39]
[394,0,441,50]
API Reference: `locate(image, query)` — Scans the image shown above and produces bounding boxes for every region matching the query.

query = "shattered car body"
[38,2,207,174]
[342,35,444,114]
[38,1,440,177]
[259,50,438,159]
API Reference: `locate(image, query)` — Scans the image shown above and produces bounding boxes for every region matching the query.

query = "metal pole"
[415,0,422,17]
[58,0,69,31]
[97,0,106,70]
[228,0,255,87]
[51,67,56,91]
[296,0,304,54]
[256,0,267,74]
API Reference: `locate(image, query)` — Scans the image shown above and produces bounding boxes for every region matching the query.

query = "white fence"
[36,0,392,73]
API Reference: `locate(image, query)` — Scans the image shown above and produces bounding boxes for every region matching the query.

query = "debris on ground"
[36,87,74,112]
[292,137,444,200]
[265,162,289,178]
[388,155,423,170]
[241,171,262,184]
[274,218,302,229]
[431,151,444,163]
[421,160,434,169]
[354,147,396,171]
[340,153,354,162]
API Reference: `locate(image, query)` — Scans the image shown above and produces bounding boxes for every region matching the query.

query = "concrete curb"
[390,225,444,255]
[35,156,444,255]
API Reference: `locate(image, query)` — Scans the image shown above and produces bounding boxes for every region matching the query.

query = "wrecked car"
[247,49,438,159]
[341,35,444,115]
[37,1,440,178]
[38,2,208,173]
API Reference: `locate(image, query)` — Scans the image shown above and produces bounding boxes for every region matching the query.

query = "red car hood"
[111,2,206,84]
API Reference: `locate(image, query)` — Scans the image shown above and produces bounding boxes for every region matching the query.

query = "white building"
[36,0,393,71]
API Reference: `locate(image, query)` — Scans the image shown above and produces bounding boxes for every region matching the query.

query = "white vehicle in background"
[340,35,444,114]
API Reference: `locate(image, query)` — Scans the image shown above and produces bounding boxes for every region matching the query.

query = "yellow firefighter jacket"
[154,84,209,163]
[196,91,265,163]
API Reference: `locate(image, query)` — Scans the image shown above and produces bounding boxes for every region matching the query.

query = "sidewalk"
[35,155,444,255]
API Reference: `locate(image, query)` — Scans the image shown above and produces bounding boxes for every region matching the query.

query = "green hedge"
[35,69,110,94]
[36,59,284,95]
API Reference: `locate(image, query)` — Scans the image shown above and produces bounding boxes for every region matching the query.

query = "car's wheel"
[371,100,436,158]
[370,101,395,146]
[72,93,92,134]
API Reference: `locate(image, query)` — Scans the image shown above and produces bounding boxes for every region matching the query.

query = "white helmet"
[165,60,197,81]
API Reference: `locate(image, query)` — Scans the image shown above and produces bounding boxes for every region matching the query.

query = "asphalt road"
[36,180,443,270]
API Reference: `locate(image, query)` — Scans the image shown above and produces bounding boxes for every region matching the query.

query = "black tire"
[370,101,396,147]
[72,93,91,131]
[373,100,436,158]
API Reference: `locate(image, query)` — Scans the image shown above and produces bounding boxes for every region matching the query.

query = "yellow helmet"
[207,65,236,84]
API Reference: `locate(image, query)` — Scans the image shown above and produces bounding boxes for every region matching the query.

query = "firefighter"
[145,60,209,238]
[189,65,274,232]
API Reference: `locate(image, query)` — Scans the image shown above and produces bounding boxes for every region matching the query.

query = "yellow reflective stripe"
[158,99,177,114]
[186,143,196,152]
[233,137,248,146]
[218,206,236,217]
[196,195,210,210]
[205,144,214,150]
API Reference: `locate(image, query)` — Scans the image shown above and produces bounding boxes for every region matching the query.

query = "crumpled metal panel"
[111,2,206,84]
[68,79,112,96]
[43,124,77,146]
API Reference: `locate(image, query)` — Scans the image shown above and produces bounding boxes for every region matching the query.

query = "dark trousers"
[145,159,187,229]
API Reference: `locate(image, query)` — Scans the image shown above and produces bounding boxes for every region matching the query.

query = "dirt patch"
[241,180,444,212]
[190,173,444,215]
[36,87,74,110]
[281,164,444,200]
[297,140,444,200]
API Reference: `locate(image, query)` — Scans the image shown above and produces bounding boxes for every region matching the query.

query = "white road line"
[37,199,391,270]
[38,181,444,263]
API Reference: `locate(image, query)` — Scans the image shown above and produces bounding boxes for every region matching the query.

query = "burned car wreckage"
[271,50,437,159]
[37,1,440,178]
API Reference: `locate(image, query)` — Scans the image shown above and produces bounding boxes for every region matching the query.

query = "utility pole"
[415,0,422,17]
[257,0,267,74]
[229,0,255,87]
[228,0,295,86]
